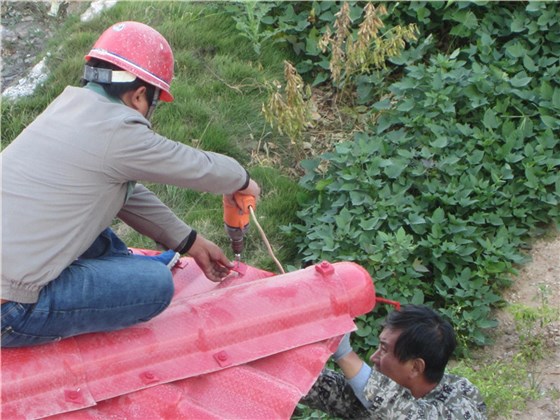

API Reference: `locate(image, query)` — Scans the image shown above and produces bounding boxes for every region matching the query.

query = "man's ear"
[121,86,147,112]
[130,86,147,109]
[410,358,426,378]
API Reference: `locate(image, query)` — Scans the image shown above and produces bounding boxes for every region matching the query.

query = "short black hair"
[82,58,156,104]
[383,304,457,383]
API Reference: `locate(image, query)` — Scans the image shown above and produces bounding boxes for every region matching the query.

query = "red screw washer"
[315,261,335,275]
[214,350,231,367]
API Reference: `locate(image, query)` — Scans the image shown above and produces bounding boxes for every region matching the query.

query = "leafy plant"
[225,1,282,56]
[285,1,560,354]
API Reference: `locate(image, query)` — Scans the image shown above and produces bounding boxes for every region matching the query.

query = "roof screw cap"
[315,261,334,275]
[64,389,84,404]
[140,371,159,384]
[214,350,232,367]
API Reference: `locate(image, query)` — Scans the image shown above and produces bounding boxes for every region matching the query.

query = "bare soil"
[490,233,560,419]
[2,2,559,419]
[1,1,89,93]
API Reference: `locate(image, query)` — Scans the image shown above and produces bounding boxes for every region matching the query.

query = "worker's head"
[370,304,456,388]
[83,21,174,118]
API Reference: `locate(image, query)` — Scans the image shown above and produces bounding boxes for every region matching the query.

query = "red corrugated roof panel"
[1,255,375,419]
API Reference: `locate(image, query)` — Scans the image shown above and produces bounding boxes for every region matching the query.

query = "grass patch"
[449,300,560,418]
[449,356,541,418]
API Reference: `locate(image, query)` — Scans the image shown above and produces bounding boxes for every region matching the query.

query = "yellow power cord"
[249,206,286,274]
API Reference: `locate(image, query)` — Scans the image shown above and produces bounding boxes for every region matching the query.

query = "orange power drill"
[223,193,256,265]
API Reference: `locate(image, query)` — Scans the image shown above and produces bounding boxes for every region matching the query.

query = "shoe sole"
[167,252,181,269]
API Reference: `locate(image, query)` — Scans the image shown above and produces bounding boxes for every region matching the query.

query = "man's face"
[369,327,414,388]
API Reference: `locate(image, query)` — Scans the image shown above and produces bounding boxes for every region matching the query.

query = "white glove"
[333,332,353,361]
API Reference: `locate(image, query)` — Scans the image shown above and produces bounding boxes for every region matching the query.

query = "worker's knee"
[138,265,175,321]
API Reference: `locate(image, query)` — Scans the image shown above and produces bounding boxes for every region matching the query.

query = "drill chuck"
[224,224,247,255]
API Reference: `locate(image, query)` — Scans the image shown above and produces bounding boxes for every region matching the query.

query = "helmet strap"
[146,88,161,121]
[83,65,136,84]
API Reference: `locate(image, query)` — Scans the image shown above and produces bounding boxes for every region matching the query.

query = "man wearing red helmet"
[1,22,260,347]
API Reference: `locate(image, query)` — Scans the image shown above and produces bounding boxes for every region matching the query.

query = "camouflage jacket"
[363,371,487,419]
[301,369,487,420]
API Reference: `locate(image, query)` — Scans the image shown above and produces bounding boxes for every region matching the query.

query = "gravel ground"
[2,1,61,91]
[1,0,99,95]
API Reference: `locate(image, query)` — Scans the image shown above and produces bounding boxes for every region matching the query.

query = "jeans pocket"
[1,303,61,348]
[1,302,26,325]
[1,327,61,348]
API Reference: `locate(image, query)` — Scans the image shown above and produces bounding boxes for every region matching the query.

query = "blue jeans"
[1,228,174,347]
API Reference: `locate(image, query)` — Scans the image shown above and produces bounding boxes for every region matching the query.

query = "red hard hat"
[85,21,174,102]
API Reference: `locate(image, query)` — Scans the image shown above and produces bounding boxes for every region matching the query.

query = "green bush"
[283,1,560,353]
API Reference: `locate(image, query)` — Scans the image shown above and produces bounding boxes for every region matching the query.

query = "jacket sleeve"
[104,115,249,194]
[117,183,192,251]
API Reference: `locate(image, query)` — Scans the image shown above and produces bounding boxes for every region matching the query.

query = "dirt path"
[492,234,560,419]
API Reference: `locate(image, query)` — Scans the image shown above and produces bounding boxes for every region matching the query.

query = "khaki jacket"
[1,86,248,303]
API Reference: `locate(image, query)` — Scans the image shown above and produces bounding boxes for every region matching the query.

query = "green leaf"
[505,42,526,58]
[441,275,457,288]
[537,9,556,27]
[407,214,426,225]
[524,167,539,188]
[526,2,544,12]
[356,324,372,337]
[510,73,533,87]
[523,55,538,72]
[397,100,415,112]
[477,319,499,329]
[334,207,352,229]
[395,227,407,242]
[430,137,449,148]
[350,191,372,206]
[510,14,526,33]
[552,88,560,108]
[520,116,534,137]
[483,109,499,129]
[431,208,445,224]
[312,71,329,87]
[412,259,430,274]
[468,149,484,164]
[455,10,478,29]
[540,80,554,100]
[316,179,333,191]
[373,98,392,111]
[383,160,406,179]
[541,115,558,128]
[487,214,503,226]
[360,217,380,231]
[411,289,425,304]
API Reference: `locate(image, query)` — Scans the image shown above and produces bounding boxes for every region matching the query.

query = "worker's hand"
[333,332,353,362]
[224,179,261,210]
[333,332,366,381]
[187,234,233,282]
[238,179,261,201]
